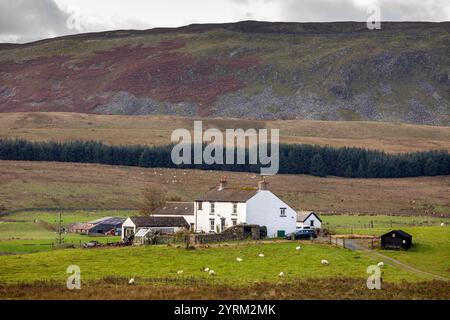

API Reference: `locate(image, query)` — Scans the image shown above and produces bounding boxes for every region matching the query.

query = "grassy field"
[2,278,448,300]
[322,215,449,233]
[1,112,450,153]
[0,240,428,284]
[322,216,450,280]
[0,213,448,299]
[1,160,449,215]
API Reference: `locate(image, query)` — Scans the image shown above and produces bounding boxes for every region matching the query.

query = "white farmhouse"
[194,177,296,238]
[296,211,322,229]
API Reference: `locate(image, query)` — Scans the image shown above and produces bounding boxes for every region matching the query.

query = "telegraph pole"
[56,211,64,245]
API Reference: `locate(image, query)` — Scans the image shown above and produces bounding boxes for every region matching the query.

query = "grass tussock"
[0,278,448,300]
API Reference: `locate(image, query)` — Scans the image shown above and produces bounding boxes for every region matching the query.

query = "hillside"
[1,160,449,215]
[0,21,449,125]
[2,112,450,153]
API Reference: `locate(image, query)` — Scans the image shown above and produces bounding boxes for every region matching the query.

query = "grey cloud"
[277,0,449,22]
[0,0,448,44]
[0,0,73,43]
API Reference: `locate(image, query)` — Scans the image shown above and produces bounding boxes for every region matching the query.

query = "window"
[221,218,226,231]
[310,220,314,227]
[209,219,215,231]
[233,203,237,214]
[211,202,215,214]
[197,201,203,210]
[232,219,237,226]
[280,208,286,217]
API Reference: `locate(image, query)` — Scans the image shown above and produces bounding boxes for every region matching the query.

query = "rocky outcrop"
[0,21,449,125]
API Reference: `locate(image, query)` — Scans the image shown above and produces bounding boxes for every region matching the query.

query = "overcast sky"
[1,0,449,43]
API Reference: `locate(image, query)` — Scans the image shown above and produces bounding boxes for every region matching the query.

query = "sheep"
[258,253,265,257]
[295,246,301,250]
[236,257,243,262]
[177,270,184,275]
[128,278,135,285]
[279,272,284,277]
[209,269,215,276]
[440,222,445,227]
[377,262,384,268]
[321,259,329,265]
[204,267,210,272]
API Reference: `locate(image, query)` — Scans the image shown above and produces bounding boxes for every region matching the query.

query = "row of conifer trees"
[0,138,449,178]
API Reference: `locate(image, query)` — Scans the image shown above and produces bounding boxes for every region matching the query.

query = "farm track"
[345,240,449,281]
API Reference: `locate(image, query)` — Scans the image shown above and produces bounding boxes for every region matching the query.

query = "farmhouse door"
[221,218,226,232]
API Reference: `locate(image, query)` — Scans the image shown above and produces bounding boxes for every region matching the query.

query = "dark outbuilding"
[380,230,412,250]
[88,217,125,236]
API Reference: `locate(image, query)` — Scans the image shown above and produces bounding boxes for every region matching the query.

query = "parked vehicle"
[83,240,99,248]
[286,229,317,240]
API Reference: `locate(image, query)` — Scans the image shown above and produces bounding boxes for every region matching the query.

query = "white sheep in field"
[236,257,243,262]
[321,259,329,265]
[279,272,285,277]
[377,262,384,268]
[258,253,265,257]
[209,269,215,276]
[204,267,210,272]
[128,278,135,285]
[296,246,301,250]
[177,270,184,275]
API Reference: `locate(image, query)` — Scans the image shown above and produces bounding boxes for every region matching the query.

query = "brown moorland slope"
[0,21,449,125]
[0,160,448,215]
[1,112,450,153]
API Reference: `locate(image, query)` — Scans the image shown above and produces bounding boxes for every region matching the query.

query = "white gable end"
[246,190,296,237]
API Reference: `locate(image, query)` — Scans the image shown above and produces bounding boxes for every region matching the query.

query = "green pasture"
[0,210,128,253]
[0,241,424,285]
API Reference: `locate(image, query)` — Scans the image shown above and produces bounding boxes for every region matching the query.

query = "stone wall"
[189,224,265,245]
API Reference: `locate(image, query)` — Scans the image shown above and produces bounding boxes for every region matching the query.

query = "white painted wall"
[121,217,136,240]
[296,214,322,229]
[195,201,246,233]
[246,190,297,238]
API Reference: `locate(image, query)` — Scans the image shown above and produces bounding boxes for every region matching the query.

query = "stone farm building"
[121,216,190,240]
[152,202,195,230]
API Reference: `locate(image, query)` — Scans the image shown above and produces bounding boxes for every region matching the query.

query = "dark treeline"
[0,139,449,178]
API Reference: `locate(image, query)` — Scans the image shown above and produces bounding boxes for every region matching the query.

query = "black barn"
[380,230,412,250]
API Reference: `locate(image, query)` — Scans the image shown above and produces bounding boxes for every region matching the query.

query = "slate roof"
[129,216,190,228]
[196,187,258,202]
[381,229,412,239]
[96,217,125,226]
[89,216,114,224]
[152,202,194,216]
[296,211,322,222]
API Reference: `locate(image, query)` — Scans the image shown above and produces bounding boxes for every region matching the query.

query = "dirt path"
[345,239,449,281]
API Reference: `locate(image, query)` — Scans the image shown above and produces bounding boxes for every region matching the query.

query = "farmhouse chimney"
[218,176,228,190]
[258,176,268,190]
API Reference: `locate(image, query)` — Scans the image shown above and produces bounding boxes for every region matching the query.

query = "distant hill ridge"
[0,21,449,125]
